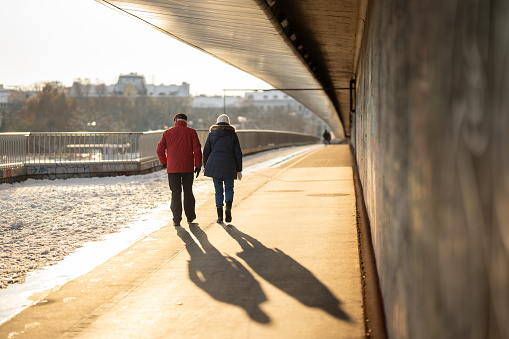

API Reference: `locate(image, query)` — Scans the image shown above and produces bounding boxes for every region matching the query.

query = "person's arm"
[192,130,202,169]
[233,134,242,180]
[203,134,212,167]
[156,133,167,165]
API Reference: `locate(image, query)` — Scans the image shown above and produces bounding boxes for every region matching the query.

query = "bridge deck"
[0,145,366,338]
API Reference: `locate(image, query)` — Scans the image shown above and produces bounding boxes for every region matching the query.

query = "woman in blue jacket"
[203,114,243,223]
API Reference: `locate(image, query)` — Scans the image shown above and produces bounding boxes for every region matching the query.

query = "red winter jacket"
[156,121,202,173]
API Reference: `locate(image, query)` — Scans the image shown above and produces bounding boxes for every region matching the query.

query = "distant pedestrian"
[157,113,202,226]
[323,129,331,145]
[203,114,243,223]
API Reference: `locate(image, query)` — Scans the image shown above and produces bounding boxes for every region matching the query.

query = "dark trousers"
[168,173,195,222]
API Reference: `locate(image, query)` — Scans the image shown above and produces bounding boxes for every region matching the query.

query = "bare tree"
[17,83,78,132]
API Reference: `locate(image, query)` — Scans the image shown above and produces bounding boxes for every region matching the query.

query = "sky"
[0,0,271,96]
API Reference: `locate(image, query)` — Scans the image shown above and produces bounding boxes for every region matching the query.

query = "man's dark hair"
[174,113,188,121]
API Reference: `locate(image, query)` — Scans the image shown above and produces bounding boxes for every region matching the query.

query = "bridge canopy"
[96,0,367,140]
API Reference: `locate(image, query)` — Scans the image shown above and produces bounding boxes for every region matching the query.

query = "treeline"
[1,83,323,135]
[1,83,192,132]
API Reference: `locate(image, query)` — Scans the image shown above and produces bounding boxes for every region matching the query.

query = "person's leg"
[181,172,196,222]
[224,179,234,203]
[168,173,183,225]
[213,178,225,207]
[224,179,234,222]
[213,178,224,223]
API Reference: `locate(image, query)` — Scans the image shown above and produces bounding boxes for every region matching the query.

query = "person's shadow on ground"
[176,224,270,324]
[224,225,350,321]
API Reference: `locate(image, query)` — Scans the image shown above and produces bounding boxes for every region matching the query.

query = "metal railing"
[0,132,29,169]
[1,132,150,170]
[24,132,142,164]
[1,130,319,180]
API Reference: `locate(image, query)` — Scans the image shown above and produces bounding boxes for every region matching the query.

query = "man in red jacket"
[157,113,202,226]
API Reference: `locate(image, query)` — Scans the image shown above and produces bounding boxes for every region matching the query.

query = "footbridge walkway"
[0,145,384,338]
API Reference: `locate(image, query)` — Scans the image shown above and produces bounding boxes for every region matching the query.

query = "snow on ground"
[0,145,319,322]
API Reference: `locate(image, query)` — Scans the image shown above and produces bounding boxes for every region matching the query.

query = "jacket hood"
[209,124,236,135]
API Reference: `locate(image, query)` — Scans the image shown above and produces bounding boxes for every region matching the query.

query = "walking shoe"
[225,200,232,223]
[187,215,196,223]
[173,221,181,227]
[217,207,223,223]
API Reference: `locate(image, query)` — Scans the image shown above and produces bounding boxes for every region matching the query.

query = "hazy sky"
[0,0,271,96]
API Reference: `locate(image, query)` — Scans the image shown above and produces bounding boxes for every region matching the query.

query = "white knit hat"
[216,114,230,124]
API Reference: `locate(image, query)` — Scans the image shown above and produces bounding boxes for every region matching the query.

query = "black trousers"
[168,172,196,222]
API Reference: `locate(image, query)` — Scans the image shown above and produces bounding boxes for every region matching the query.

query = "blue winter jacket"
[203,123,242,180]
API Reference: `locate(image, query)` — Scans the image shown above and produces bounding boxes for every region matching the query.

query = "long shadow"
[224,225,350,321]
[176,224,270,324]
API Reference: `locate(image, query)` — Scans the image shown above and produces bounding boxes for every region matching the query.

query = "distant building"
[245,90,312,116]
[245,90,328,134]
[191,95,242,109]
[68,73,191,98]
[113,73,147,96]
[192,90,314,118]
[146,82,190,97]
[0,85,9,113]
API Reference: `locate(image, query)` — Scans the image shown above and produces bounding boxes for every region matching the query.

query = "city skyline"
[0,0,271,96]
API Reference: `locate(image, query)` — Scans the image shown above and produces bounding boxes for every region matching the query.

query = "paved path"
[0,145,365,338]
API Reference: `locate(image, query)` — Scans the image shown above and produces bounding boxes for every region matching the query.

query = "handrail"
[24,132,142,164]
[1,130,320,181]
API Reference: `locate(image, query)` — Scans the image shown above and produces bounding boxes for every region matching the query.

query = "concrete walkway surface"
[0,145,366,338]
